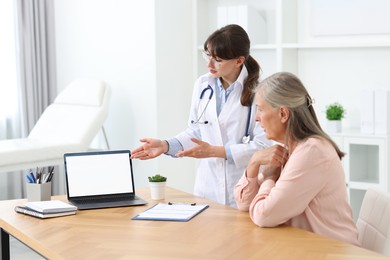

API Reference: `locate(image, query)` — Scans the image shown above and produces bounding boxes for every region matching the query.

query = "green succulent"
[148,174,167,182]
[326,102,345,120]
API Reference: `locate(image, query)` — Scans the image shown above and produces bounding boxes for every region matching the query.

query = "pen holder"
[149,182,166,200]
[26,182,51,202]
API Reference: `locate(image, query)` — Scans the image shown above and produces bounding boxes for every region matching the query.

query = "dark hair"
[204,24,260,107]
[257,72,345,159]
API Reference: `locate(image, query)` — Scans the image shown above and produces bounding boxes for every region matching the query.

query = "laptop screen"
[64,150,135,197]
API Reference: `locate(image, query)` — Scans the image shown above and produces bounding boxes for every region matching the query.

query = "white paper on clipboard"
[132,203,209,222]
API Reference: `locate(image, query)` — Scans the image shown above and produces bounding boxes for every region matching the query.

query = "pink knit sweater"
[234,137,359,246]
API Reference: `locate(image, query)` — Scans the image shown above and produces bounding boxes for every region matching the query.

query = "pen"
[47,171,54,182]
[29,171,36,183]
[39,167,44,183]
[41,166,54,183]
[168,202,197,206]
[26,174,34,183]
[42,172,48,183]
[43,172,51,183]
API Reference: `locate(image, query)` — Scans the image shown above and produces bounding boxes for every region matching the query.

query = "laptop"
[64,150,147,210]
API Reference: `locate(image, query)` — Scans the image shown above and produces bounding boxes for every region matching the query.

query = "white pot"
[149,182,166,200]
[326,120,342,133]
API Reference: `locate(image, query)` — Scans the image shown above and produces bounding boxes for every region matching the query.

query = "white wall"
[54,0,196,192]
[297,0,390,131]
[298,48,390,130]
[154,1,196,193]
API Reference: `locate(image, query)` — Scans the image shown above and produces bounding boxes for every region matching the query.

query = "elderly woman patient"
[234,72,359,246]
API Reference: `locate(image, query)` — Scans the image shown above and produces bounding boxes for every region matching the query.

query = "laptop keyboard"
[76,194,135,204]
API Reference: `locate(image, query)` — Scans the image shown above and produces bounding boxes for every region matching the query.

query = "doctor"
[131,24,271,207]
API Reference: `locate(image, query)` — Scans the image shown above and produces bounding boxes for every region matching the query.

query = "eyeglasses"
[202,51,225,67]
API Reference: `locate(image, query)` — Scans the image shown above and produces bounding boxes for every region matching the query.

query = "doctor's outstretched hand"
[175,138,226,159]
[131,138,168,160]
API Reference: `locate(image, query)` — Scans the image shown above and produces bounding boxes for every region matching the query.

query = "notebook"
[64,150,147,210]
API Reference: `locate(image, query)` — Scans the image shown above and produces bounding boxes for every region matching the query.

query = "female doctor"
[131,24,271,207]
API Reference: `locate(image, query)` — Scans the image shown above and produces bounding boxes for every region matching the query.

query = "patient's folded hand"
[262,165,282,182]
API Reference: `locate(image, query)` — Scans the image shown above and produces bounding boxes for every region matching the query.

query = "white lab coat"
[175,66,271,207]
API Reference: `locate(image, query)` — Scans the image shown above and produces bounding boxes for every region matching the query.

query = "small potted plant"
[148,174,167,200]
[325,102,345,133]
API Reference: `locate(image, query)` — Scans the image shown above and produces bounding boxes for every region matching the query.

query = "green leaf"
[148,174,167,182]
[326,102,345,120]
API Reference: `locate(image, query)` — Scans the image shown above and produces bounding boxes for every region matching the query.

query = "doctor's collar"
[217,78,236,93]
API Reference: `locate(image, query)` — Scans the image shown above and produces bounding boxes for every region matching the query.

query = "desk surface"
[0,187,388,259]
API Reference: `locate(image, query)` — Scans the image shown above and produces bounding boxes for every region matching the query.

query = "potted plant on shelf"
[325,102,345,133]
[148,174,167,200]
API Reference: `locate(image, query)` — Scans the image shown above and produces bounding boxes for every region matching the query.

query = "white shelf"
[330,130,390,139]
[251,43,390,50]
[199,44,278,50]
[281,43,390,49]
[252,44,278,50]
[330,132,390,218]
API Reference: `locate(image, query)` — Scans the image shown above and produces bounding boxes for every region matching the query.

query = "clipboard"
[132,202,209,222]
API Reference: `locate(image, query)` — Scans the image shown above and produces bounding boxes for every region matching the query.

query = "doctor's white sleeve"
[229,123,272,169]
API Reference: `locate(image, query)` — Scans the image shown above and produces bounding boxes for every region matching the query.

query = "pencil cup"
[26,182,51,202]
[149,182,166,200]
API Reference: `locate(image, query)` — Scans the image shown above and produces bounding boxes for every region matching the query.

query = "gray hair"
[256,72,344,159]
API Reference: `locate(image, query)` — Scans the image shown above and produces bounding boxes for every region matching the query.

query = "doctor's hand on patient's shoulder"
[175,138,226,159]
[131,138,168,160]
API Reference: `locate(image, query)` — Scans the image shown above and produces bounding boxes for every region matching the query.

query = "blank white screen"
[65,152,134,197]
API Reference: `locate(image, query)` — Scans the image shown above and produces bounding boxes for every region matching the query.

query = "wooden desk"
[0,187,387,259]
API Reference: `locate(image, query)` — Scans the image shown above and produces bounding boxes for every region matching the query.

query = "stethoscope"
[191,85,252,144]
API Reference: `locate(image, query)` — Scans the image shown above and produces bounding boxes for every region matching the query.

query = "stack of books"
[15,200,78,219]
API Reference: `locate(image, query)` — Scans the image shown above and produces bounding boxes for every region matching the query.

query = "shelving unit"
[192,0,390,220]
[331,131,390,220]
[192,0,390,120]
